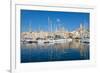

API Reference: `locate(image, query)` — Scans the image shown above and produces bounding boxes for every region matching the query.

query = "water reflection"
[21,39,89,63]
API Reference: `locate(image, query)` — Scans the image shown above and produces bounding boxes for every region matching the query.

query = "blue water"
[21,43,89,63]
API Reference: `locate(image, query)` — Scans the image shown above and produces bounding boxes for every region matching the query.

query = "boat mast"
[80,23,83,39]
[29,22,32,33]
[48,17,52,32]
[29,22,32,38]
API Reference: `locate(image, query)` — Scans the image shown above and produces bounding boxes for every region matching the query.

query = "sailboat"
[79,23,89,43]
[22,23,38,44]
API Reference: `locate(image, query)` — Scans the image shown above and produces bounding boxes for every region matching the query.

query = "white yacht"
[66,38,73,42]
[80,37,89,43]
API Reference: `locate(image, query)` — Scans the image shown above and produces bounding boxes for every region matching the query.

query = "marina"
[21,18,89,45]
[21,10,90,63]
[21,21,90,63]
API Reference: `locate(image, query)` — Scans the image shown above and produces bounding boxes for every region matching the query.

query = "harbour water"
[21,39,89,63]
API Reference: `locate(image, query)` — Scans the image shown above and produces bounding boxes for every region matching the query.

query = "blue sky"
[21,9,90,32]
